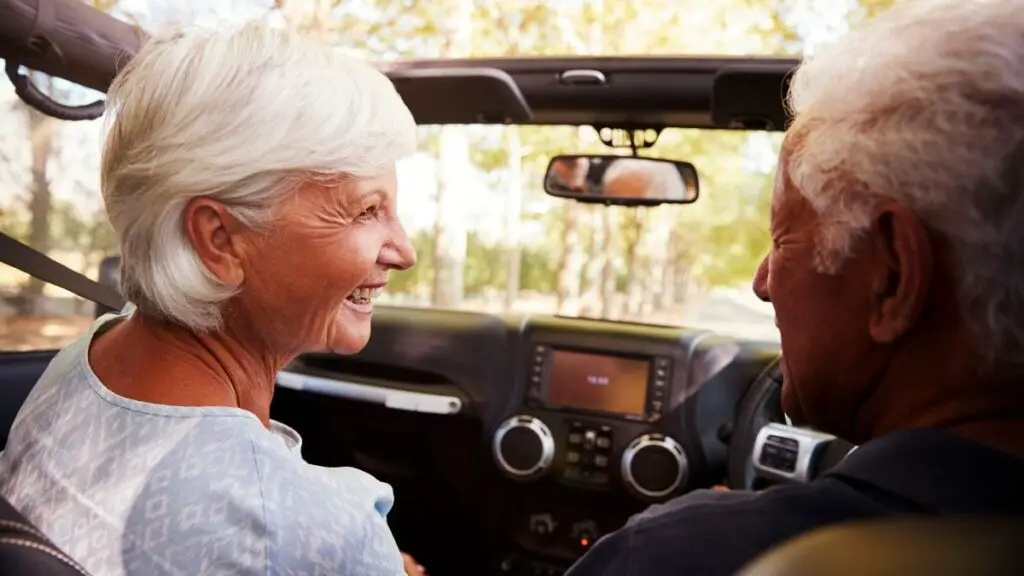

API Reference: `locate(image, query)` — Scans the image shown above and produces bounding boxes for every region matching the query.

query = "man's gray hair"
[101,20,417,332]
[785,0,1024,367]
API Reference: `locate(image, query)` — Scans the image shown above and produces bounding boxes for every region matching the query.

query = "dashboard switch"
[529,513,557,537]
[751,423,838,484]
[570,520,600,554]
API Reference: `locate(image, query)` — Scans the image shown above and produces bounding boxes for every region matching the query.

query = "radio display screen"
[544,349,649,416]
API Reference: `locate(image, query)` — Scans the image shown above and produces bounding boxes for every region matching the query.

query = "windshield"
[384,126,781,341]
[1,0,895,351]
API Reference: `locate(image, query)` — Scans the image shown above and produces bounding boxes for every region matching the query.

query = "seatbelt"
[0,232,125,311]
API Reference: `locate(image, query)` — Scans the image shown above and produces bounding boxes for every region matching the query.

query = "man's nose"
[380,220,417,271]
[752,254,770,303]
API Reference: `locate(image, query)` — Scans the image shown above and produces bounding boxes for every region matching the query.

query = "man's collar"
[826,427,1024,514]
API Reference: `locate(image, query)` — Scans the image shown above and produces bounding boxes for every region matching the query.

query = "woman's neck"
[88,313,282,427]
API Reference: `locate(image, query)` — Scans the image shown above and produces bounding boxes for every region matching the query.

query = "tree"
[0,0,126,315]
[9,84,59,315]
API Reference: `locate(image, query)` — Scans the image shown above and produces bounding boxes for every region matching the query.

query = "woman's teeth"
[347,286,381,302]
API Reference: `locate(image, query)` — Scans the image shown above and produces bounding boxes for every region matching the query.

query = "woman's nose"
[381,222,417,271]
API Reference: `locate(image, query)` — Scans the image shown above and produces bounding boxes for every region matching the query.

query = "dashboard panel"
[274,306,779,574]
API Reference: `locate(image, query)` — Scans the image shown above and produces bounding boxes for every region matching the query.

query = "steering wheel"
[726,357,786,490]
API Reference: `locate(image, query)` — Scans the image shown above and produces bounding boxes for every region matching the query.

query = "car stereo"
[524,343,671,422]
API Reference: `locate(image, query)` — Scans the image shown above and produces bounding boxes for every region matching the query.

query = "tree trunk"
[659,232,678,310]
[674,263,692,306]
[503,127,523,310]
[18,105,57,316]
[555,202,583,312]
[432,126,469,308]
[624,242,642,316]
[599,208,616,317]
[430,0,474,308]
[621,209,646,317]
[580,207,599,293]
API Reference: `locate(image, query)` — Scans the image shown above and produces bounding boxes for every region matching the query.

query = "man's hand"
[402,553,427,576]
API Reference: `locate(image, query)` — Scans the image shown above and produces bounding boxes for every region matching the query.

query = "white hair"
[785,0,1024,368]
[101,20,417,332]
[603,158,687,200]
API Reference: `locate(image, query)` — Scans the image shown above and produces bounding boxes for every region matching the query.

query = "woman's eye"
[356,206,380,221]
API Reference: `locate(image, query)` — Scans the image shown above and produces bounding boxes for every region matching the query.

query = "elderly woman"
[0,21,425,576]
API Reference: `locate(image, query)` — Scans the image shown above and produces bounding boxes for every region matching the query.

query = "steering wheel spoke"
[726,358,855,489]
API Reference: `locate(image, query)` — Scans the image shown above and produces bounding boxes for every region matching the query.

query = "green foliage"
[0,207,28,243]
[520,244,559,293]
[464,233,505,295]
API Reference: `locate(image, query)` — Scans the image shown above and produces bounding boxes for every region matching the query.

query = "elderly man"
[567,0,1024,574]
[0,21,426,576]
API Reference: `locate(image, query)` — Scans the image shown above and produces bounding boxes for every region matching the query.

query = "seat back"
[736,516,1024,576]
[93,255,122,318]
[0,496,89,575]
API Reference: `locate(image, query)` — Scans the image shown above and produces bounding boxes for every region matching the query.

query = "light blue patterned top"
[0,310,406,576]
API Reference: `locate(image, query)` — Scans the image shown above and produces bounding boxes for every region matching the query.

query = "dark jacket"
[566,429,1024,576]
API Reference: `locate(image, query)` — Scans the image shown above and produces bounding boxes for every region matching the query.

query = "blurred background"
[0,0,896,351]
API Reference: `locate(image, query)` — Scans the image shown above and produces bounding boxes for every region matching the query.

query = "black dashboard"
[273,306,779,575]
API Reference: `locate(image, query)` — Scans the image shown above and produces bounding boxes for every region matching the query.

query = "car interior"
[0,1,1022,575]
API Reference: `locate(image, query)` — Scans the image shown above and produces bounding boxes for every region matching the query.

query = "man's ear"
[869,202,933,342]
[182,198,246,286]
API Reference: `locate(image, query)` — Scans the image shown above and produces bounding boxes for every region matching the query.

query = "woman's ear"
[183,198,246,286]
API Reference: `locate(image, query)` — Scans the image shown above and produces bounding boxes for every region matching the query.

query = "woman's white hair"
[785,0,1024,368]
[101,20,416,332]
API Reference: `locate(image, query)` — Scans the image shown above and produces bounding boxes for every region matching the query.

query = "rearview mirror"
[543,155,699,206]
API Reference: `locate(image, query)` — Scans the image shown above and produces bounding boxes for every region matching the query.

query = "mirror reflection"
[544,155,699,204]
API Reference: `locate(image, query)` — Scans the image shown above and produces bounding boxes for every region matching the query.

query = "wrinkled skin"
[752,134,1024,452]
[91,167,416,426]
[220,169,416,358]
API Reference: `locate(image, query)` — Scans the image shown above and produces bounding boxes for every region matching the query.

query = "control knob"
[493,415,555,480]
[621,434,688,499]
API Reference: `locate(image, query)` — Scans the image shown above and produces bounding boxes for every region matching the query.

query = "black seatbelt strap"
[0,233,126,311]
